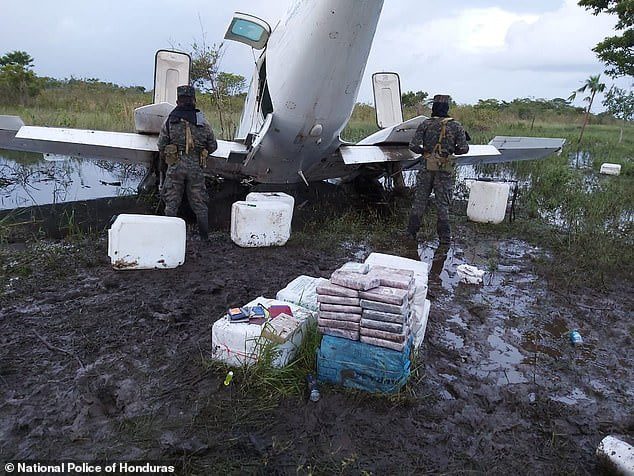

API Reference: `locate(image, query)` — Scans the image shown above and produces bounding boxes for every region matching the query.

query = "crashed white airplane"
[0,0,565,186]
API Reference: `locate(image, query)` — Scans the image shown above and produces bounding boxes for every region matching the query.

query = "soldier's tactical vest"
[424,117,455,172]
[164,119,209,168]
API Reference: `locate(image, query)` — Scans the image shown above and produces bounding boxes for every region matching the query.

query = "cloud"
[487,0,616,72]
[361,0,618,104]
[0,0,621,107]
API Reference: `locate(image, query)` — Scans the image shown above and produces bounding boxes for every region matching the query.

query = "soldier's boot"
[197,212,209,241]
[437,220,451,246]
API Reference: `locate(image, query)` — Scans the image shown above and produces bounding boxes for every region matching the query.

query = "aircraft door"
[224,13,271,50]
[244,113,273,165]
[154,50,191,105]
[372,72,404,129]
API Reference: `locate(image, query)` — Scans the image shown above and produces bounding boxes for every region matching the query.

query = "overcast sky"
[0,0,628,111]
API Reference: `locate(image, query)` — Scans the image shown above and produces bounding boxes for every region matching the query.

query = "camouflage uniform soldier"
[157,85,218,240]
[407,94,469,245]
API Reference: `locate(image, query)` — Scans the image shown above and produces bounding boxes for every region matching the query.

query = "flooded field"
[0,149,144,210]
[0,179,632,473]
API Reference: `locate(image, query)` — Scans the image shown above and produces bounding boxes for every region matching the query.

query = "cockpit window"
[224,13,271,50]
[231,20,267,43]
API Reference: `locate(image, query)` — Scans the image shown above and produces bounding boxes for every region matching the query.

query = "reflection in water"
[418,243,461,291]
[568,150,593,169]
[551,387,591,406]
[478,327,529,385]
[0,149,145,210]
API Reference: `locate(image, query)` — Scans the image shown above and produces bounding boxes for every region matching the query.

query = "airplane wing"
[351,115,565,167]
[0,115,247,164]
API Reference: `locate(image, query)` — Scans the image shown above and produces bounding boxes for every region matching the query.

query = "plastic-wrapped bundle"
[319,311,362,323]
[359,286,408,306]
[319,303,363,314]
[360,299,408,316]
[361,318,404,333]
[317,335,411,393]
[362,308,408,324]
[359,336,408,352]
[317,295,360,306]
[370,265,415,290]
[339,262,370,274]
[330,270,380,291]
[316,282,360,298]
[317,318,360,331]
[361,327,407,343]
[319,327,360,341]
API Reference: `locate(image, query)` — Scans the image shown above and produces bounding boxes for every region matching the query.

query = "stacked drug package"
[316,262,378,341]
[359,265,414,351]
[365,253,431,350]
[316,257,430,394]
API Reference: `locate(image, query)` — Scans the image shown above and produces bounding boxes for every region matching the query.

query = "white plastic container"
[412,299,431,349]
[211,297,316,368]
[276,275,329,312]
[467,181,510,225]
[231,201,293,247]
[596,436,634,475]
[246,192,295,211]
[600,163,622,176]
[108,214,186,270]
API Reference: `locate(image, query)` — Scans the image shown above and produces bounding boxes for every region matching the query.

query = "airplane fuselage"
[218,0,384,184]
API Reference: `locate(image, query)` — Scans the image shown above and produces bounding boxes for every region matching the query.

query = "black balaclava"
[431,94,451,117]
[431,102,450,117]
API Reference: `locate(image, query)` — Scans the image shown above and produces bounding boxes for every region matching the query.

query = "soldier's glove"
[407,214,421,239]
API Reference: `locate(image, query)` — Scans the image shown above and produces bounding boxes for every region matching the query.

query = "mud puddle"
[0,189,632,473]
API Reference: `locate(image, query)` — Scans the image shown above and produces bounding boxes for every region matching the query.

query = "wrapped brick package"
[360,299,408,316]
[330,270,380,291]
[317,295,361,306]
[316,282,360,298]
[319,303,363,314]
[359,286,408,306]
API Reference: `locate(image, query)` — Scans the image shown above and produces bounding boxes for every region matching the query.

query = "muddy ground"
[0,190,632,475]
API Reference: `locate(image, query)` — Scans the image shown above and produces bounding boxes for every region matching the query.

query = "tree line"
[1,0,631,122]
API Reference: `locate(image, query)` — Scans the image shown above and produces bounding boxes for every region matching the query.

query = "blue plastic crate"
[317,335,411,394]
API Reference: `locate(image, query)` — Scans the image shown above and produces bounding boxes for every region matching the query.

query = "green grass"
[204,322,323,399]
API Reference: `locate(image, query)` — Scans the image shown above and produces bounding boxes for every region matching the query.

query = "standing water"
[0,149,144,210]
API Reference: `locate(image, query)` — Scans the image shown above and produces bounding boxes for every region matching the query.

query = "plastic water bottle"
[224,371,234,386]
[569,330,583,345]
[307,374,320,402]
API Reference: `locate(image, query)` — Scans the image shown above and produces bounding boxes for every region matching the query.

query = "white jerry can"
[108,214,186,270]
[600,163,622,176]
[467,181,510,225]
[230,201,293,247]
[246,192,295,210]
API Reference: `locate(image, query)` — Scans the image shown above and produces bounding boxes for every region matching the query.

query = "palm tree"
[568,74,606,144]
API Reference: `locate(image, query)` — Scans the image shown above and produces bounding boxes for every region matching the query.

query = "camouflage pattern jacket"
[157,112,218,168]
[409,117,469,172]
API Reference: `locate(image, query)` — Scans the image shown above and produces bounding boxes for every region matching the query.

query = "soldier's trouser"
[162,161,209,236]
[410,168,454,242]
